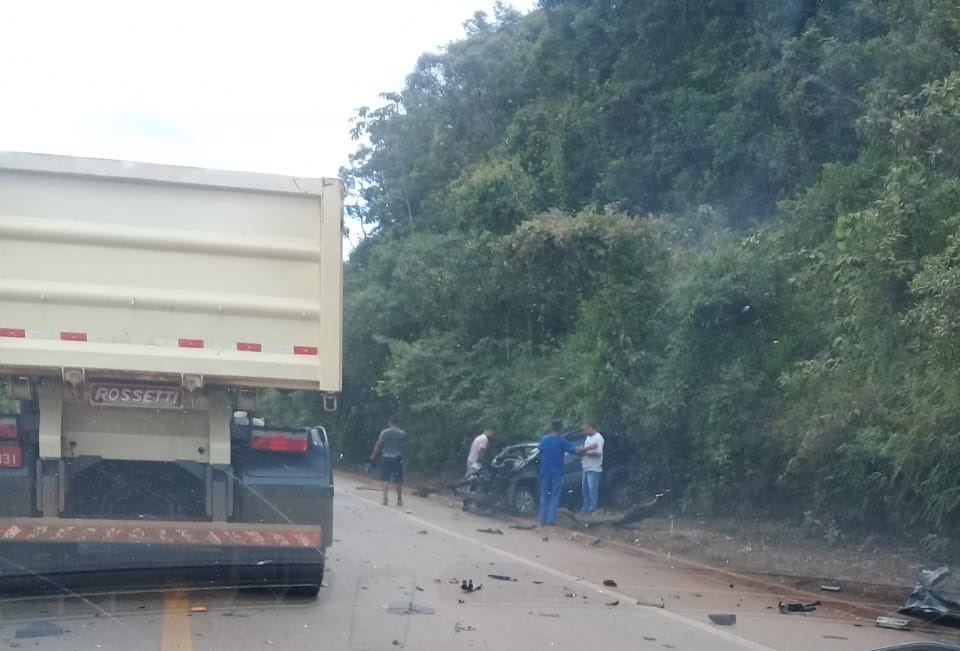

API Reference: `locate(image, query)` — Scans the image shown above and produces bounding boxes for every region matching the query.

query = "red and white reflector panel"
[250,429,309,454]
[1,329,317,355]
[0,521,321,547]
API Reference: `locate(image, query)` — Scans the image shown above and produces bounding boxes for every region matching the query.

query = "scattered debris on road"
[637,599,666,608]
[642,636,657,641]
[415,586,424,592]
[778,600,821,613]
[820,584,841,592]
[538,613,560,617]
[488,574,517,582]
[460,580,482,592]
[454,622,476,633]
[708,613,736,626]
[477,527,504,535]
[875,616,911,630]
[417,530,427,535]
[532,580,544,584]
[603,579,618,587]
[606,600,620,606]
[509,524,537,530]
[822,635,848,640]
[190,605,208,613]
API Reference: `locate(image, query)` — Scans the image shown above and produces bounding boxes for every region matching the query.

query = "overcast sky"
[0,0,536,180]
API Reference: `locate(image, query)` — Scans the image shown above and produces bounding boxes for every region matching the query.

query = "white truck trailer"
[0,152,342,596]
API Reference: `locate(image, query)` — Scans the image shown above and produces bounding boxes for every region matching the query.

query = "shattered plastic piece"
[605,600,620,606]
[190,606,208,613]
[15,622,63,639]
[900,566,960,622]
[778,601,821,613]
[532,580,544,584]
[642,636,657,641]
[488,574,517,582]
[509,524,537,530]
[454,622,476,633]
[820,584,841,592]
[603,579,618,587]
[477,528,504,535]
[875,616,911,630]
[708,614,736,626]
[822,635,848,640]
[385,601,435,615]
[417,530,428,535]
[416,586,424,592]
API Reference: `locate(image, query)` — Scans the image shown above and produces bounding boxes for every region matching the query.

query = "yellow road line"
[161,590,193,651]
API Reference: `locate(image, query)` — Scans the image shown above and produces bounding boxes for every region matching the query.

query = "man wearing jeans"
[580,423,604,513]
[369,416,407,507]
[537,420,593,527]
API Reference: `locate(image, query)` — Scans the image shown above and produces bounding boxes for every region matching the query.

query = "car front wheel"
[511,482,538,517]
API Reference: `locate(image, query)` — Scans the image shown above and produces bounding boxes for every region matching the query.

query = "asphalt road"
[0,475,952,651]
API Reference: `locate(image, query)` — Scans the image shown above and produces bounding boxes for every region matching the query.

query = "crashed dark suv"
[489,430,636,517]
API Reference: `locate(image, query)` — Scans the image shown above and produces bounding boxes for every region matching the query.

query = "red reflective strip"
[251,432,309,454]
[0,422,17,440]
[0,523,322,547]
[293,346,318,356]
[178,338,204,349]
[0,329,25,338]
[60,331,88,342]
[237,342,262,352]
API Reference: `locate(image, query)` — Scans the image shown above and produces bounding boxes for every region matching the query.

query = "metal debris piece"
[488,574,516,582]
[875,616,911,630]
[603,579,618,587]
[820,584,841,592]
[477,528,504,535]
[385,601,435,615]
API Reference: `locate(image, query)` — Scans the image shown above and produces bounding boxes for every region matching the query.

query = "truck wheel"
[511,482,538,517]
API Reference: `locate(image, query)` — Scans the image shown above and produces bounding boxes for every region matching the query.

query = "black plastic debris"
[488,574,517,582]
[15,622,63,638]
[476,528,504,535]
[900,566,960,623]
[605,600,620,606]
[778,601,821,613]
[603,579,618,587]
[708,614,736,626]
[509,524,537,530]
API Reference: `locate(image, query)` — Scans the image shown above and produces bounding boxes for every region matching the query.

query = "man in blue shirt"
[537,420,594,527]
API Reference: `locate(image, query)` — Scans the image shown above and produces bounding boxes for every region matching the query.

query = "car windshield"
[3,1,960,650]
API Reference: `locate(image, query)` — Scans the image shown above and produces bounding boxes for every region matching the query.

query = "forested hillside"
[276,0,960,545]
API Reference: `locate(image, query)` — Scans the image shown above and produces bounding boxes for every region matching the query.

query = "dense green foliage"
[276,0,960,544]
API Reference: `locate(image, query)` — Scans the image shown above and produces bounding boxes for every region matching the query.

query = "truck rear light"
[0,418,17,440]
[250,430,308,454]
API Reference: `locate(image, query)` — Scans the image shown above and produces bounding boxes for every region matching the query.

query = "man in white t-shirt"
[466,428,495,475]
[580,423,604,513]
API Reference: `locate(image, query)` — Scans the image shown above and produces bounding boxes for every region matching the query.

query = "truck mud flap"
[0,518,324,595]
